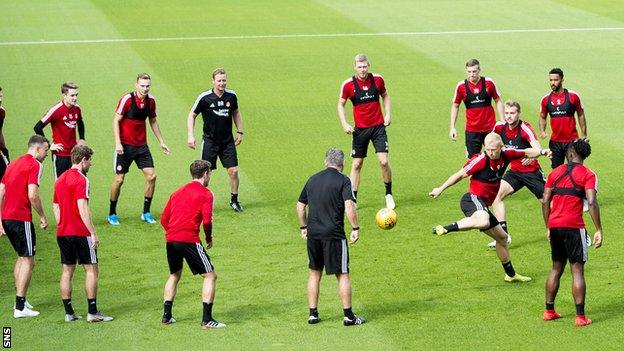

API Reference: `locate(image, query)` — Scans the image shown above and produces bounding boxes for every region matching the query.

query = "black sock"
[502,261,516,277]
[203,302,213,323]
[143,197,152,213]
[500,221,508,234]
[575,304,585,316]
[343,307,355,320]
[109,200,117,216]
[309,307,318,317]
[63,299,75,315]
[15,296,25,311]
[384,182,392,195]
[353,190,358,199]
[87,298,98,314]
[546,302,555,311]
[231,193,238,203]
[163,300,173,319]
[444,222,459,233]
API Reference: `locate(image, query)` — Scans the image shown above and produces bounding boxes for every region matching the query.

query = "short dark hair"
[61,82,78,95]
[549,68,564,78]
[465,58,480,67]
[70,144,93,164]
[190,160,211,179]
[569,139,591,160]
[28,135,49,148]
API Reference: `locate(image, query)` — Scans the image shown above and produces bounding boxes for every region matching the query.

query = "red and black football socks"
[143,196,153,214]
[15,296,25,311]
[87,298,98,314]
[63,299,75,315]
[202,302,213,323]
[384,182,392,195]
[444,222,459,233]
[502,261,516,277]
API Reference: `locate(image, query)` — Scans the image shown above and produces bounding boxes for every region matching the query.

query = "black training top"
[298,167,355,240]
[191,89,239,142]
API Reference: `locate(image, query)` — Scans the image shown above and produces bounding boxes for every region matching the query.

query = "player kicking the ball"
[429,133,551,282]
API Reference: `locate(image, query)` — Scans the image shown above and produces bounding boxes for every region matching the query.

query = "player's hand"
[40,216,48,230]
[187,136,196,149]
[77,139,86,146]
[383,115,392,126]
[349,229,359,244]
[161,143,171,155]
[115,143,124,155]
[300,228,308,240]
[542,148,553,159]
[593,230,602,248]
[429,187,443,199]
[235,133,243,146]
[520,157,533,166]
[0,223,5,237]
[91,234,100,249]
[342,123,354,134]
[449,128,457,141]
[540,131,548,139]
[545,229,550,242]
[206,240,213,249]
[50,143,64,152]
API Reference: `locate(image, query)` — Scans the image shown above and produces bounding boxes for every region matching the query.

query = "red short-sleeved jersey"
[115,93,157,147]
[545,163,597,229]
[160,181,213,243]
[40,101,82,157]
[453,77,500,132]
[340,74,386,128]
[493,121,540,173]
[53,168,90,237]
[540,90,583,142]
[0,154,43,222]
[463,149,525,205]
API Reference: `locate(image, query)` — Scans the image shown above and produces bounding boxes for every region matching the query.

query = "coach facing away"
[296,148,365,326]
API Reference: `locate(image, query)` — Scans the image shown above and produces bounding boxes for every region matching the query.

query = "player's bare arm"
[585,188,602,248]
[28,184,47,229]
[187,111,197,149]
[495,98,505,122]
[449,103,460,140]
[0,184,5,236]
[523,147,552,159]
[345,199,359,244]
[296,201,308,239]
[78,199,99,248]
[52,203,60,224]
[382,91,392,126]
[113,113,124,155]
[577,109,588,140]
[539,112,548,139]
[429,169,468,198]
[337,98,354,134]
[148,118,170,155]
[233,109,244,146]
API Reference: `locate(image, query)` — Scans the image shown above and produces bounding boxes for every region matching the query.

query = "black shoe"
[230,201,244,212]
[343,315,365,326]
[308,315,320,324]
[161,316,176,325]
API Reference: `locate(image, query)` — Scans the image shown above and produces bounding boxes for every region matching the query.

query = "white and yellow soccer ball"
[375,208,397,230]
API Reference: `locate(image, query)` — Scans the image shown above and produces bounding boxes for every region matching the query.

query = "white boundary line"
[1,27,623,46]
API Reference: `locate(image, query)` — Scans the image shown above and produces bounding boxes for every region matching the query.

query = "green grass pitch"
[0,1,623,349]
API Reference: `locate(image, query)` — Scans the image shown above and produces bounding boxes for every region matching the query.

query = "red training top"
[161,181,214,243]
[453,77,500,132]
[0,154,43,222]
[115,93,157,147]
[40,101,82,157]
[546,163,597,229]
[493,121,540,173]
[540,89,583,142]
[53,168,90,236]
[340,74,386,128]
[462,149,526,205]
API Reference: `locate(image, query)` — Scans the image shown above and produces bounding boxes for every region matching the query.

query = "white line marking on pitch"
[1,27,622,46]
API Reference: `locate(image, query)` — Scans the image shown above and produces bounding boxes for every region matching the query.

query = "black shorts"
[549,140,572,169]
[503,169,545,199]
[52,155,72,178]
[114,144,154,174]
[550,228,589,263]
[307,238,349,275]
[465,131,488,158]
[201,138,238,170]
[459,193,499,231]
[57,236,98,265]
[2,220,36,257]
[166,242,214,275]
[351,124,388,158]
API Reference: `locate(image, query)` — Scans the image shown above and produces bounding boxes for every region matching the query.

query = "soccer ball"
[375,208,397,230]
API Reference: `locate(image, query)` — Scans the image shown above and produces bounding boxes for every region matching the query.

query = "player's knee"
[379,158,389,168]
[146,172,157,183]
[352,160,363,171]
[227,167,238,178]
[113,175,125,186]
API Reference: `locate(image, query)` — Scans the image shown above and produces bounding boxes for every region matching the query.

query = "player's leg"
[109,148,130,225]
[221,141,243,211]
[54,155,72,179]
[489,179,515,248]
[433,194,491,235]
[183,242,223,329]
[549,141,568,169]
[465,132,484,158]
[570,262,591,326]
[13,221,38,317]
[84,263,112,322]
[350,158,364,198]
[372,125,394,209]
[162,243,184,324]
[485,224,531,282]
[60,264,79,320]
[140,167,157,221]
[306,239,324,324]
[350,127,369,199]
[544,260,565,321]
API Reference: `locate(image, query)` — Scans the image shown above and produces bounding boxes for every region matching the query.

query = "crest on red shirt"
[473,89,479,94]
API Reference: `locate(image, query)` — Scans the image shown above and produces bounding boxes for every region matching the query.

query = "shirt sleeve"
[115,94,130,116]
[545,171,555,188]
[28,161,42,186]
[540,96,548,115]
[452,82,464,104]
[231,94,239,111]
[298,182,309,204]
[584,170,597,191]
[340,80,352,100]
[342,177,356,202]
[462,154,485,175]
[40,106,57,124]
[202,191,214,225]
[376,76,386,95]
[53,186,59,205]
[486,79,500,100]
[571,92,584,112]
[160,197,171,230]
[520,122,538,143]
[148,97,157,118]
[76,177,89,200]
[503,149,526,160]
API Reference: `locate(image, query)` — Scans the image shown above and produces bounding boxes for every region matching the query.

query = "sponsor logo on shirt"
[213,109,230,117]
